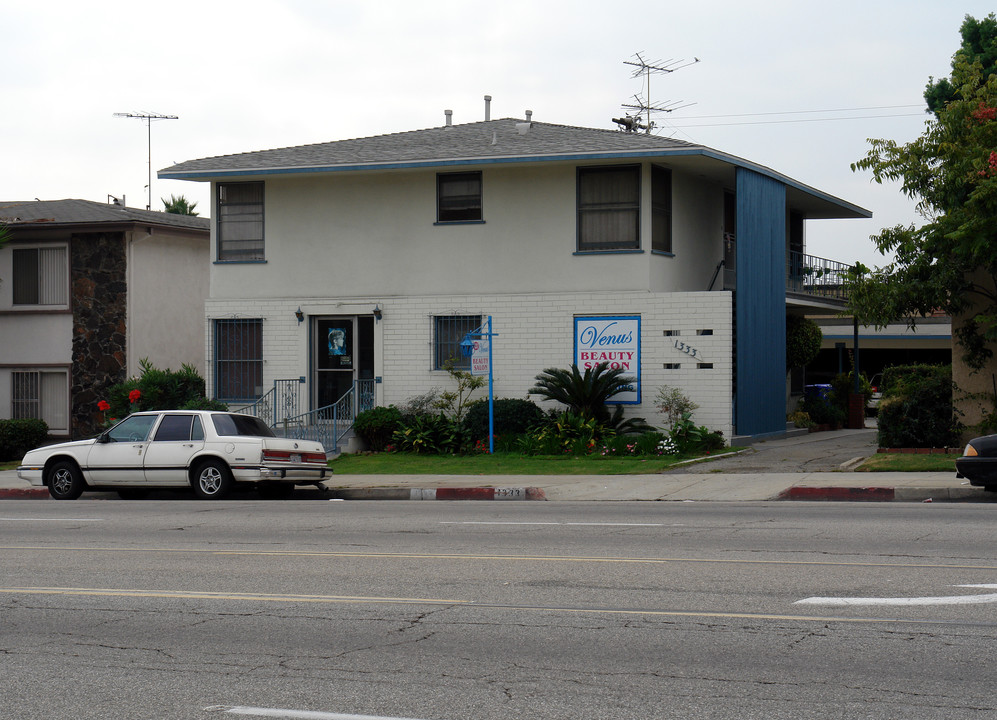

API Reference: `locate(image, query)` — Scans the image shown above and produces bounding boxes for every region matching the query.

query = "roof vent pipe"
[445,109,453,127]
[525,110,532,122]
[484,95,492,121]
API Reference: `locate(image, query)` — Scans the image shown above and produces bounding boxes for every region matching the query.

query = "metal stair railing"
[277,379,376,452]
[229,378,303,427]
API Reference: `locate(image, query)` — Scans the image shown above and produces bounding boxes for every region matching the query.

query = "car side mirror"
[96,432,111,444]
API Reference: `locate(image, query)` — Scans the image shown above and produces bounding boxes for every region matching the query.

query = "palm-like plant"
[162,194,199,216]
[529,363,635,424]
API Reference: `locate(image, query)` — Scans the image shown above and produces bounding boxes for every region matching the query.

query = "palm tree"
[162,195,199,216]
[529,363,636,424]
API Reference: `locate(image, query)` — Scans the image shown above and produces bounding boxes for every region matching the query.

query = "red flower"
[128,389,142,403]
[97,400,111,412]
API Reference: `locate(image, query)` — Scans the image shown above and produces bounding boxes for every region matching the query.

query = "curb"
[328,487,547,501]
[0,488,50,499]
[779,486,994,502]
[779,486,895,501]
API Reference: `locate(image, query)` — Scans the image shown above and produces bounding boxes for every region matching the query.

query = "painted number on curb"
[495,488,525,500]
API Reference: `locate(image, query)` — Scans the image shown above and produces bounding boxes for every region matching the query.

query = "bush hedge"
[462,398,545,442]
[877,364,960,448]
[353,406,403,451]
[0,418,49,461]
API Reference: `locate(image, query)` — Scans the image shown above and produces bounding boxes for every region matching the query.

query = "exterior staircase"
[231,378,375,454]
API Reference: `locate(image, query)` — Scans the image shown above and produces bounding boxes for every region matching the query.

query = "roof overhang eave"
[158,145,872,219]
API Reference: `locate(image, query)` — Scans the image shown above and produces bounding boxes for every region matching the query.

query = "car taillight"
[262,450,327,464]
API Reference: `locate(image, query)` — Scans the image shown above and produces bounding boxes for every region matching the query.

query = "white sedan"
[17,410,329,500]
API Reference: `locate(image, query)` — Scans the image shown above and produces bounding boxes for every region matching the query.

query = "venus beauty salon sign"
[574,316,641,404]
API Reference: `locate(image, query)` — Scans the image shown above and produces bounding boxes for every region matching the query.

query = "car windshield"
[211,413,276,438]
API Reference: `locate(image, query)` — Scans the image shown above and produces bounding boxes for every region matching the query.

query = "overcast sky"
[2,0,991,269]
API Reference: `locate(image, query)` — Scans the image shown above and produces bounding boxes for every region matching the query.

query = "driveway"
[665,427,879,474]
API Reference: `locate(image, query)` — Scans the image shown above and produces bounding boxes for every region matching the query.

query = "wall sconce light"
[373,305,382,322]
[295,307,304,325]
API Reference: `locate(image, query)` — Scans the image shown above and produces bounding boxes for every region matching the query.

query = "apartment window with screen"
[433,315,481,370]
[651,166,672,253]
[11,370,69,434]
[214,319,263,401]
[217,182,264,261]
[437,172,482,222]
[12,246,68,306]
[577,165,640,251]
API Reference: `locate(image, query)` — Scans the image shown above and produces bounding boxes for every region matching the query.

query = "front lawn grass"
[329,449,736,475]
[854,453,958,472]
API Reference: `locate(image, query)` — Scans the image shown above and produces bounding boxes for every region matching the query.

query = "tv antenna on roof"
[614,52,698,133]
[113,111,178,210]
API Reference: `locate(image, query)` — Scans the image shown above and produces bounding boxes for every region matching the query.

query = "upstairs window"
[437,172,482,222]
[651,166,672,254]
[577,165,640,251]
[217,182,264,262]
[12,246,68,306]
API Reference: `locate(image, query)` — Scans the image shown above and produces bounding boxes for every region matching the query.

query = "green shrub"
[354,406,403,451]
[830,371,873,413]
[877,364,960,448]
[462,398,545,442]
[0,418,49,461]
[798,386,846,426]
[392,413,463,454]
[655,385,699,427]
[104,359,216,418]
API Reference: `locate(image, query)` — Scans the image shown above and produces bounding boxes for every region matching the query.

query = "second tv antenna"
[113,111,178,210]
[614,52,698,133]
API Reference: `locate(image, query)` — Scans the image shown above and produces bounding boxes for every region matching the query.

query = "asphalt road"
[3,500,997,719]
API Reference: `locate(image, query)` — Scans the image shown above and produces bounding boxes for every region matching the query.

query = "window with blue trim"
[217,182,264,261]
[437,172,482,222]
[577,165,640,251]
[651,165,672,253]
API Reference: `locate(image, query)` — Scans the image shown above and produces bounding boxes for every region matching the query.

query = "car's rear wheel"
[258,482,295,499]
[192,460,233,500]
[48,460,85,500]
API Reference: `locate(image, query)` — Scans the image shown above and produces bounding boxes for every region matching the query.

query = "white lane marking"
[204,707,433,720]
[0,518,103,522]
[796,584,997,606]
[440,521,673,527]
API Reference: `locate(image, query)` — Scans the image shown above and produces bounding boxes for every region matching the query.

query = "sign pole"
[487,315,494,454]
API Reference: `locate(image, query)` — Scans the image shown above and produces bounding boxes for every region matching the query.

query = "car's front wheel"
[192,460,233,500]
[48,460,85,500]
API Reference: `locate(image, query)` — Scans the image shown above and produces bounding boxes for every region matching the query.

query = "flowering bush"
[97,400,111,412]
[128,389,142,404]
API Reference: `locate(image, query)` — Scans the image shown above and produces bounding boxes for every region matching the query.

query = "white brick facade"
[205,290,733,440]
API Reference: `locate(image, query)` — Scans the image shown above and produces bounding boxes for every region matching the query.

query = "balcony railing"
[787,252,852,302]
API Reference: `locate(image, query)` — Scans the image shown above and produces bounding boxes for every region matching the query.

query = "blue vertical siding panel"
[735,168,786,437]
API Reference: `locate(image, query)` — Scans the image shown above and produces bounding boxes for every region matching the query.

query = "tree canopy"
[925,13,997,115]
[162,194,199,216]
[847,14,997,371]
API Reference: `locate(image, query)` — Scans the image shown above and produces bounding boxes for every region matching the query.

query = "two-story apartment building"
[159,116,869,444]
[0,199,209,438]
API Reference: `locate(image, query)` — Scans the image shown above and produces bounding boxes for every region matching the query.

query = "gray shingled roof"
[157,117,871,219]
[159,119,703,177]
[0,199,209,232]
